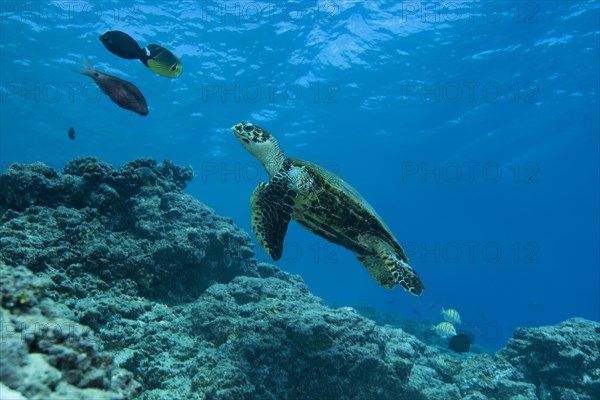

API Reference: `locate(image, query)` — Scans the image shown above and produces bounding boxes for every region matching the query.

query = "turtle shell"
[287,157,408,262]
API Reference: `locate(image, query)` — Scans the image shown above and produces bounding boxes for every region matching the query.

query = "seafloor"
[0,158,598,400]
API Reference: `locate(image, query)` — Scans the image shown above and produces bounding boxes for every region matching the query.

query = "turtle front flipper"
[357,234,424,296]
[250,172,298,260]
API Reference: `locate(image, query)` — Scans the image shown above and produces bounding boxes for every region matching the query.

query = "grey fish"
[68,127,75,140]
[72,55,148,116]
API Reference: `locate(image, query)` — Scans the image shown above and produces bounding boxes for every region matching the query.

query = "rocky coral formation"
[0,157,257,304]
[498,318,600,399]
[0,261,141,399]
[186,269,425,400]
[1,159,598,400]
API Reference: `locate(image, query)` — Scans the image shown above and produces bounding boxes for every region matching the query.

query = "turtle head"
[231,122,285,177]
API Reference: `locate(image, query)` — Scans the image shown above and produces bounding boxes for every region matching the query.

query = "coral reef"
[0,261,141,399]
[0,157,256,304]
[498,318,600,399]
[1,159,598,400]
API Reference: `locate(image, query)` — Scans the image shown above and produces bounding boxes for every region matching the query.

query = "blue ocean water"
[0,0,598,350]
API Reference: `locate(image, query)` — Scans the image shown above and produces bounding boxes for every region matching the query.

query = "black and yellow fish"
[72,55,148,116]
[143,44,182,78]
[99,31,182,78]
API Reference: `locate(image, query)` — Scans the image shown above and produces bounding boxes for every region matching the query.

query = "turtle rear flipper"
[356,253,396,289]
[357,234,424,296]
[250,172,298,260]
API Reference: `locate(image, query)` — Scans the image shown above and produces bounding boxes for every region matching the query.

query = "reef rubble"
[1,158,598,400]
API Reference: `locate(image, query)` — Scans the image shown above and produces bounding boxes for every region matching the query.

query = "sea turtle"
[231,122,424,296]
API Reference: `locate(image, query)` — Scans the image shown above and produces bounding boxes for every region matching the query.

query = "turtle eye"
[171,65,176,71]
[259,129,270,139]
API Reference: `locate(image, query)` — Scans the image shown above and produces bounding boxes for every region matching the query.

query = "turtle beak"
[231,123,245,137]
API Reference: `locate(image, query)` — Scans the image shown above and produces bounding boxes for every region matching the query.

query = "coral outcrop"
[0,157,256,304]
[1,159,598,400]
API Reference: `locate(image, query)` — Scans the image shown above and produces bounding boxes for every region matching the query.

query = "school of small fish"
[441,307,462,324]
[432,307,462,338]
[432,321,457,338]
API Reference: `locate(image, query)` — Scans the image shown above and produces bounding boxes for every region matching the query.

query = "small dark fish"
[72,56,148,116]
[99,31,182,78]
[448,333,471,354]
[68,127,75,140]
[99,30,146,60]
